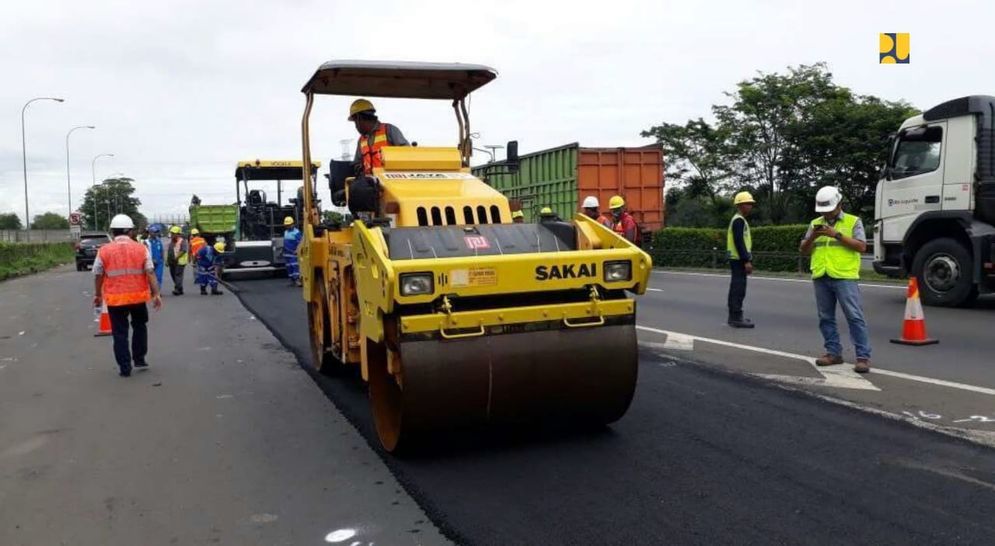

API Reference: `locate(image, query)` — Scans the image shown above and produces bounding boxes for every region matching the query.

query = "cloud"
[1,0,991,221]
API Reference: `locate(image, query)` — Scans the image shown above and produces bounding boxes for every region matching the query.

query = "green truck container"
[189,204,238,239]
[471,143,665,235]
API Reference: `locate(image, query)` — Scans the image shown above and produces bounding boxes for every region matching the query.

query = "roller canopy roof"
[235,160,320,181]
[301,60,497,99]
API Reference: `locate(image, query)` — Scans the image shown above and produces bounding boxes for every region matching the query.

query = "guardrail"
[650,247,875,273]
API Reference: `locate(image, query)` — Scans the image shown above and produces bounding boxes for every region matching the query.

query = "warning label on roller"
[450,268,498,287]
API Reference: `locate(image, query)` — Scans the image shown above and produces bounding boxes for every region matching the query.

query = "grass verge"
[0,242,75,281]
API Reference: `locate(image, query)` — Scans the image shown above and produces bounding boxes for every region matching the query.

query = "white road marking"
[871,368,995,397]
[646,288,664,292]
[637,325,878,391]
[651,270,905,290]
[637,324,995,397]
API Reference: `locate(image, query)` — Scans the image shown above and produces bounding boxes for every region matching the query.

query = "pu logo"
[879,33,909,64]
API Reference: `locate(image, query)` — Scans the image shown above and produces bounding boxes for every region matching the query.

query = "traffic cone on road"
[94,303,112,337]
[890,277,938,346]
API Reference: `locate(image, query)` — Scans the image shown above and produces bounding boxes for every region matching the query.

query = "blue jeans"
[813,277,871,360]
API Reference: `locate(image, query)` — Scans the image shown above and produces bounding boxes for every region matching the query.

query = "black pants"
[727,260,748,319]
[170,264,185,293]
[108,303,149,372]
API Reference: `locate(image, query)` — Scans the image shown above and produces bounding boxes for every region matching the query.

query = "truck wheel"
[912,238,977,307]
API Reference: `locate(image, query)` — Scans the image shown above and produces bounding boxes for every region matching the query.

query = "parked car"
[75,232,111,271]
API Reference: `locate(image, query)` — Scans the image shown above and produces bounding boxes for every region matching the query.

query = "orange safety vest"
[597,214,614,229]
[358,123,391,174]
[98,238,151,307]
[190,236,206,260]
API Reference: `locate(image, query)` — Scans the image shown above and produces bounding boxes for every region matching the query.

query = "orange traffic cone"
[95,303,112,337]
[890,277,938,346]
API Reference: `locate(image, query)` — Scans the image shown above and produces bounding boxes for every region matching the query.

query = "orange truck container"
[472,143,665,238]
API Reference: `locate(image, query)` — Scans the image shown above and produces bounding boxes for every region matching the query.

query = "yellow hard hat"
[283,216,295,226]
[213,242,226,253]
[733,191,756,205]
[169,226,181,234]
[190,228,200,236]
[540,207,553,214]
[609,195,625,209]
[511,210,524,219]
[348,98,376,121]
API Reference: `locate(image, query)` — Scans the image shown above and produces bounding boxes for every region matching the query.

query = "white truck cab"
[874,95,995,306]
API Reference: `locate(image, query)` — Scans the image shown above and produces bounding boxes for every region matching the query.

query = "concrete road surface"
[0,266,447,546]
[230,276,995,546]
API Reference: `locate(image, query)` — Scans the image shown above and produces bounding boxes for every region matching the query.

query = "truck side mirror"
[506,140,520,174]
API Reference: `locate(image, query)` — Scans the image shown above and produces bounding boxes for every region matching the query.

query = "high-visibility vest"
[810,213,861,280]
[98,238,151,307]
[190,236,206,262]
[358,124,391,174]
[726,213,752,260]
[172,239,188,266]
[596,214,614,229]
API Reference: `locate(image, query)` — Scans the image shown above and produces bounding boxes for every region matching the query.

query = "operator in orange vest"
[350,98,409,175]
[93,214,163,377]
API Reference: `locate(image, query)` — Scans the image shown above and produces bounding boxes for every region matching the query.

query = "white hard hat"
[582,196,599,209]
[109,214,135,229]
[815,186,842,213]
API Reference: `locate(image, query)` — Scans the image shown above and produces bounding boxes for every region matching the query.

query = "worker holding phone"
[799,186,871,373]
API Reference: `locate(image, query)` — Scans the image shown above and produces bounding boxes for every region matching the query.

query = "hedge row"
[649,225,811,272]
[0,242,75,281]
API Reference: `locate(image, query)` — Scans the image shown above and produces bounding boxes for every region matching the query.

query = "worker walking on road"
[582,196,613,228]
[166,226,189,295]
[194,240,223,295]
[609,195,639,244]
[93,214,163,377]
[283,216,302,287]
[144,225,165,287]
[350,99,409,175]
[799,186,872,373]
[727,191,756,328]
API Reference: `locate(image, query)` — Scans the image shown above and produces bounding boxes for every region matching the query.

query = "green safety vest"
[810,213,860,280]
[726,213,752,260]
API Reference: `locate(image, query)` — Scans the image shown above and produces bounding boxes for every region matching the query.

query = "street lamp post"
[22,97,64,236]
[91,153,114,230]
[66,125,95,216]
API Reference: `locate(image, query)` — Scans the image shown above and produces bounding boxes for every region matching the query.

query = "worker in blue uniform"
[144,225,165,287]
[195,241,223,295]
[283,216,303,287]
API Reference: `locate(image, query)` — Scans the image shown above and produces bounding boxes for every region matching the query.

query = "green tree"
[0,212,22,230]
[322,210,345,224]
[641,118,732,199]
[644,62,916,226]
[31,212,70,229]
[80,178,145,231]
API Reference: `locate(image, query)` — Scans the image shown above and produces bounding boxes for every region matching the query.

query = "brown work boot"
[815,354,843,366]
[854,359,871,374]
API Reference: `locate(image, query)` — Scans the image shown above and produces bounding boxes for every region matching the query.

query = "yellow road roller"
[297,60,652,451]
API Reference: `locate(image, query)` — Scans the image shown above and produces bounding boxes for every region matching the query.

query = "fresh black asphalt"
[231,277,995,545]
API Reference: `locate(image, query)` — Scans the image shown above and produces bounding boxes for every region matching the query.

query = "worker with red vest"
[93,214,163,377]
[349,98,409,175]
[609,195,639,244]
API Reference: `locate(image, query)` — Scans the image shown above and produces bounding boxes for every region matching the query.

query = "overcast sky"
[1,0,991,223]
